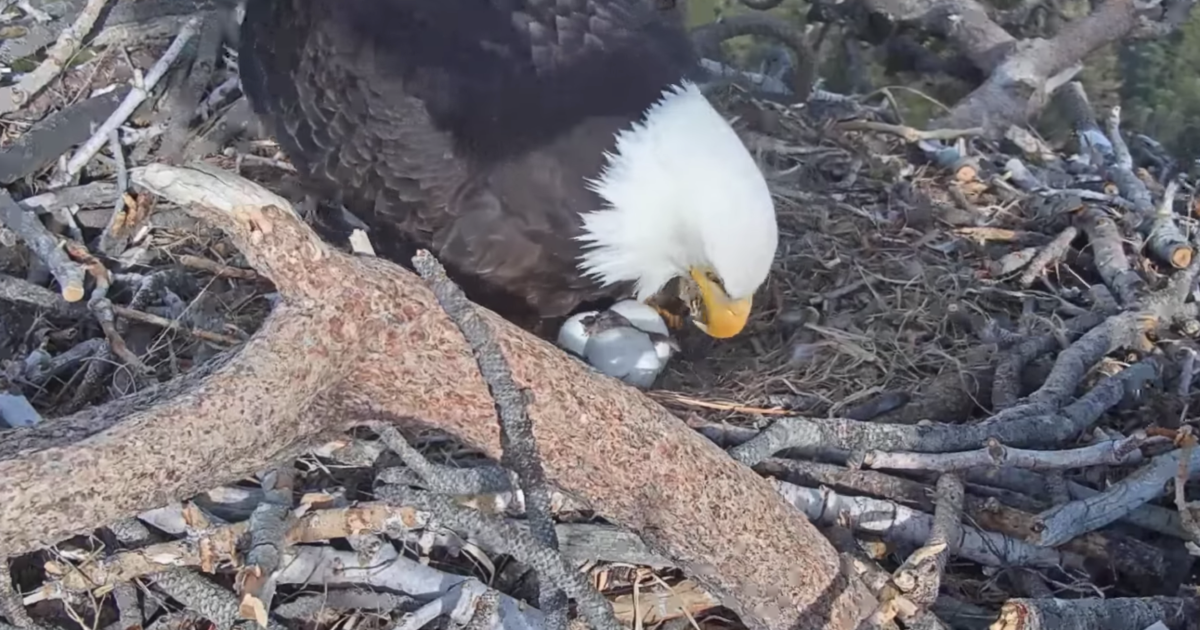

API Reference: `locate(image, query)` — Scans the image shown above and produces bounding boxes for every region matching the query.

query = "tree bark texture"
[935,0,1141,131]
[0,163,876,630]
[847,0,1152,132]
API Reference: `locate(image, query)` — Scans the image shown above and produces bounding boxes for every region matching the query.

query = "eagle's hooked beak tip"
[695,297,751,338]
[688,267,752,339]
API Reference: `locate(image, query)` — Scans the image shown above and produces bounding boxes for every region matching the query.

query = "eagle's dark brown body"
[237,0,697,323]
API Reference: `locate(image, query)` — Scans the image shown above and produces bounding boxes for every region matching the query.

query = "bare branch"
[1031,446,1200,546]
[862,433,1154,473]
[0,162,876,630]
[0,0,112,116]
[992,597,1199,630]
[49,16,201,188]
[0,191,86,302]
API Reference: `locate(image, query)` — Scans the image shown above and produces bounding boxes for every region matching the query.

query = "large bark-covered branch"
[825,0,1173,132]
[853,0,1018,72]
[0,163,876,630]
[935,0,1144,131]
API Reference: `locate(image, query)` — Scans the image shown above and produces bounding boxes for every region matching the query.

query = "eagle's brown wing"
[239,0,465,243]
[238,0,695,319]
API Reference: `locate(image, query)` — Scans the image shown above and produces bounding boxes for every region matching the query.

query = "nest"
[659,95,998,426]
[5,4,1200,630]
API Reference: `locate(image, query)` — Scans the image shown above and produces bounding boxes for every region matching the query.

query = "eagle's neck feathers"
[576,81,778,302]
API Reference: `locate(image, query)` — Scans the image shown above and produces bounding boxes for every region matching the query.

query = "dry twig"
[50,16,202,188]
[0,0,112,116]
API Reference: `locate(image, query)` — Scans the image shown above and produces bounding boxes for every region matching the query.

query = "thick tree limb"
[689,12,816,102]
[851,0,1018,72]
[0,162,876,630]
[890,474,962,625]
[936,0,1143,132]
[836,0,1169,132]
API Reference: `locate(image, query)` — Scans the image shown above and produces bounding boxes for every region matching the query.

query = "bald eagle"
[238,0,779,339]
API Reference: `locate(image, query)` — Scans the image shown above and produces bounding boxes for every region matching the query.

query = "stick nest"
[5,4,1200,630]
[660,101,994,421]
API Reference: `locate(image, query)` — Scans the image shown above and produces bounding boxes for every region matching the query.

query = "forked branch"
[0,162,876,630]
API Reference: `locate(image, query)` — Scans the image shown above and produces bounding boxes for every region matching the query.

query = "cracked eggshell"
[622,344,670,389]
[584,326,655,382]
[557,310,599,357]
[651,337,675,364]
[608,299,670,337]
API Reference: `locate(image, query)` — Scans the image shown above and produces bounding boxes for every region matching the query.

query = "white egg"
[559,302,676,389]
[583,326,673,389]
[557,310,599,357]
[651,338,675,364]
[607,299,670,337]
[623,364,663,389]
[585,328,651,376]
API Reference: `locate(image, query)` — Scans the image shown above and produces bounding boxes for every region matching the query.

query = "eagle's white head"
[576,81,779,339]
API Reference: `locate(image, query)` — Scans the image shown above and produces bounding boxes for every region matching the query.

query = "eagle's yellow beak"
[688,267,752,339]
